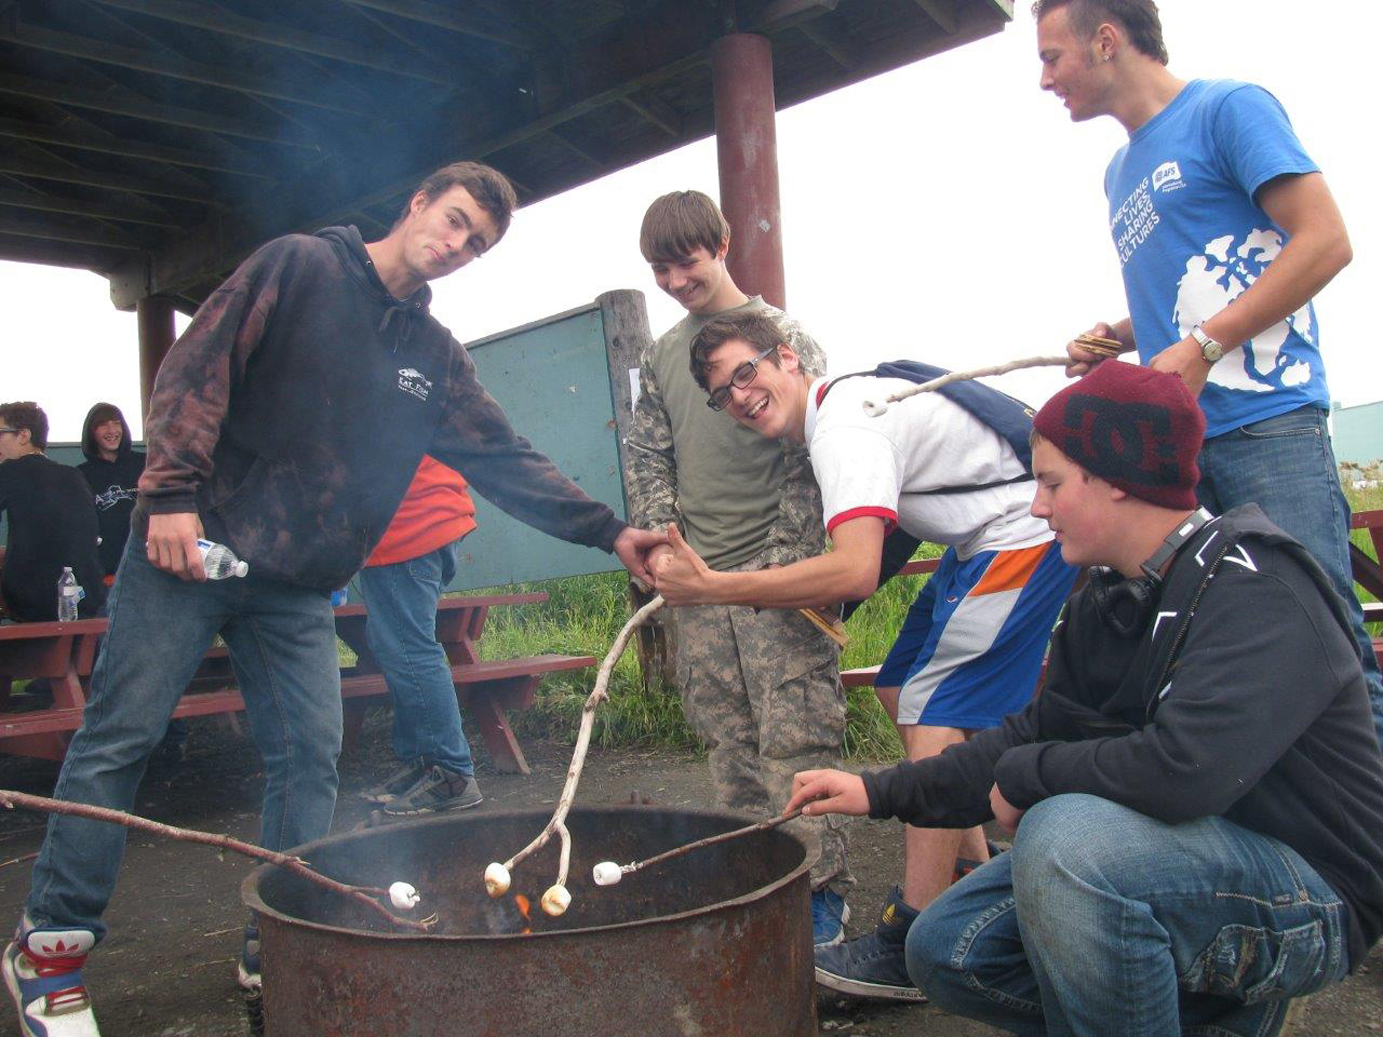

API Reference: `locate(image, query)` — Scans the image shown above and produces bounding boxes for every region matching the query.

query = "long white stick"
[863,355,1071,416]
[485,595,666,914]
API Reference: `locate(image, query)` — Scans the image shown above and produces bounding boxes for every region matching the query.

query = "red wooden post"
[711,33,786,310]
[137,295,177,422]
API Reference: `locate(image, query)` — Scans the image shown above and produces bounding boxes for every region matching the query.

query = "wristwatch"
[1189,324,1225,363]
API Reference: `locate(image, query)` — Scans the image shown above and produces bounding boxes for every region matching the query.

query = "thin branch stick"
[501,595,666,879]
[0,789,433,933]
[606,809,805,883]
[863,356,1071,416]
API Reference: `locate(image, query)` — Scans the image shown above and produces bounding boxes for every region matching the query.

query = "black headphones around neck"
[1089,507,1215,637]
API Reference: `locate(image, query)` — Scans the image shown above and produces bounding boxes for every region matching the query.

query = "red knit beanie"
[1033,361,1205,509]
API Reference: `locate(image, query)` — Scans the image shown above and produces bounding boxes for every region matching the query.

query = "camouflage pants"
[670,598,853,892]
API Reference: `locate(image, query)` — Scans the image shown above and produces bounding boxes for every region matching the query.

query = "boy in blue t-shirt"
[1034,0,1383,749]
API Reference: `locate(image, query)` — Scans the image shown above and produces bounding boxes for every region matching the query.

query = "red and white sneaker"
[2,916,100,1037]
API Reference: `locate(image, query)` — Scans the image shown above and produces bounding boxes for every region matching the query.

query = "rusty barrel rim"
[241,803,811,942]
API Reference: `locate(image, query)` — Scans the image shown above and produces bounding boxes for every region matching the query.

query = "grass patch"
[397,485,1381,761]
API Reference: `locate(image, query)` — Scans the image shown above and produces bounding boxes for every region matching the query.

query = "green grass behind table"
[343,485,1380,764]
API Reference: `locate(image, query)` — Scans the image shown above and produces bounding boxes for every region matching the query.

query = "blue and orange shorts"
[876,540,1077,728]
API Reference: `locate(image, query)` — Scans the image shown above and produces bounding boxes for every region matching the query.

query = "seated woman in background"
[77,402,145,581]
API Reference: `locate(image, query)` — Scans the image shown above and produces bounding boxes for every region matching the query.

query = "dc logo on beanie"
[1064,396,1182,488]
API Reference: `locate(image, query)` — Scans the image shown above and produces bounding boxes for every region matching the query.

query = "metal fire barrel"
[242,805,815,1037]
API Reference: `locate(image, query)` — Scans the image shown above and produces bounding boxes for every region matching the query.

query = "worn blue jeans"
[26,537,343,940]
[1197,405,1383,752]
[357,542,473,776]
[907,795,1352,1037]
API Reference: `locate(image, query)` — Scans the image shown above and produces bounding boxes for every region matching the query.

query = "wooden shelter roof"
[0,0,1012,311]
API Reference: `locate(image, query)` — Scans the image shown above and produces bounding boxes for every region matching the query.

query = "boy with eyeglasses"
[626,190,855,947]
[655,311,1078,1001]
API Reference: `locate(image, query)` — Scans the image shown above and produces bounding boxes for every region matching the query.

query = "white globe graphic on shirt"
[1172,229,1315,393]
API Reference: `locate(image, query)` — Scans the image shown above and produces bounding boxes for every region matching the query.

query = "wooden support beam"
[0,151,218,205]
[86,0,457,87]
[137,295,177,418]
[0,184,180,227]
[0,72,322,151]
[0,117,271,179]
[620,92,682,137]
[341,0,534,49]
[0,233,125,271]
[797,18,859,70]
[0,19,383,120]
[912,0,958,35]
[545,128,605,172]
[0,213,143,250]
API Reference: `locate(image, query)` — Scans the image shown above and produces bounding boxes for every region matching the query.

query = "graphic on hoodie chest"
[397,367,433,401]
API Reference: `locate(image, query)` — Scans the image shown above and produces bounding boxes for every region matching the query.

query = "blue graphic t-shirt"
[1104,79,1327,437]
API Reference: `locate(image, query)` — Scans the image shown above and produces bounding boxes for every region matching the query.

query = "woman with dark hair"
[77,402,145,578]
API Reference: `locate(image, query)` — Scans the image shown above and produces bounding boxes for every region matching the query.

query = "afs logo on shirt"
[397,367,432,401]
[1152,160,1184,193]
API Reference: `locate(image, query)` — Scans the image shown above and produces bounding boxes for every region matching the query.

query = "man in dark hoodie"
[0,401,105,621]
[3,161,665,1037]
[76,402,145,580]
[785,362,1383,1034]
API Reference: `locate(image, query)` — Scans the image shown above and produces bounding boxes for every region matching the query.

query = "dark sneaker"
[814,886,927,1002]
[382,766,483,817]
[810,888,851,948]
[359,760,426,805]
[3,915,101,1035]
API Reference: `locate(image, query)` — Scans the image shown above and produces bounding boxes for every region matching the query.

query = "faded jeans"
[1197,405,1383,752]
[25,537,342,940]
[356,541,474,776]
[907,794,1352,1037]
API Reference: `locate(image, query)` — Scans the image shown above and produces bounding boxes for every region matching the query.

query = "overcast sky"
[4,0,1377,442]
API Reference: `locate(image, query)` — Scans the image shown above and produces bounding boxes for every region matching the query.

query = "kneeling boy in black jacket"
[786,361,1383,1036]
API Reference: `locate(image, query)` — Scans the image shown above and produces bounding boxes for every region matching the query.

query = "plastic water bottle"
[196,539,249,579]
[57,567,83,622]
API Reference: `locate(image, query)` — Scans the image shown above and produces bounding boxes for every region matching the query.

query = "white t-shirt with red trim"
[805,376,1053,559]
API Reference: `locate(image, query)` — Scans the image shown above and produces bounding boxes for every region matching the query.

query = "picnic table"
[0,593,594,775]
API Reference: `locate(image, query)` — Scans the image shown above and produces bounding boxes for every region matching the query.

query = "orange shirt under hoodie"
[365,456,477,567]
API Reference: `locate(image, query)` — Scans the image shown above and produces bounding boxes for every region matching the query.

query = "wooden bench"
[841,512,1383,688]
[0,593,595,776]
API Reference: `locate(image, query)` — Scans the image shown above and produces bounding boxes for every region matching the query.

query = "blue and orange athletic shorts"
[876,540,1077,728]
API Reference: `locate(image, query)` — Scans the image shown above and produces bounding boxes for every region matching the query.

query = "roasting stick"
[0,788,435,932]
[591,808,805,887]
[862,355,1074,417]
[485,594,667,915]
[798,605,848,648]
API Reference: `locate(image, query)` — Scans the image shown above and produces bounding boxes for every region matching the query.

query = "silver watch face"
[1192,326,1224,363]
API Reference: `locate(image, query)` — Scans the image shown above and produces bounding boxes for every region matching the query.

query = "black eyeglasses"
[706,346,779,411]
[0,428,18,436]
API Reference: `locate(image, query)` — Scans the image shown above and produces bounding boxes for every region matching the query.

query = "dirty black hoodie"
[864,506,1383,970]
[135,226,626,589]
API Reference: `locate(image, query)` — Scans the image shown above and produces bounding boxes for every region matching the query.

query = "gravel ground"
[0,712,1377,1036]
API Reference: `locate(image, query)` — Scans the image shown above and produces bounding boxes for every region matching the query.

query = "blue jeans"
[357,542,473,776]
[26,537,343,940]
[907,795,1352,1037]
[1197,405,1383,752]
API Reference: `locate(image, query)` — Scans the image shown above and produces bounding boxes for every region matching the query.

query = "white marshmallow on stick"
[862,355,1072,416]
[483,596,666,907]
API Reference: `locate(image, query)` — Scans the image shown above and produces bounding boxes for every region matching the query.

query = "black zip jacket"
[0,454,106,620]
[864,505,1383,968]
[135,226,625,590]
